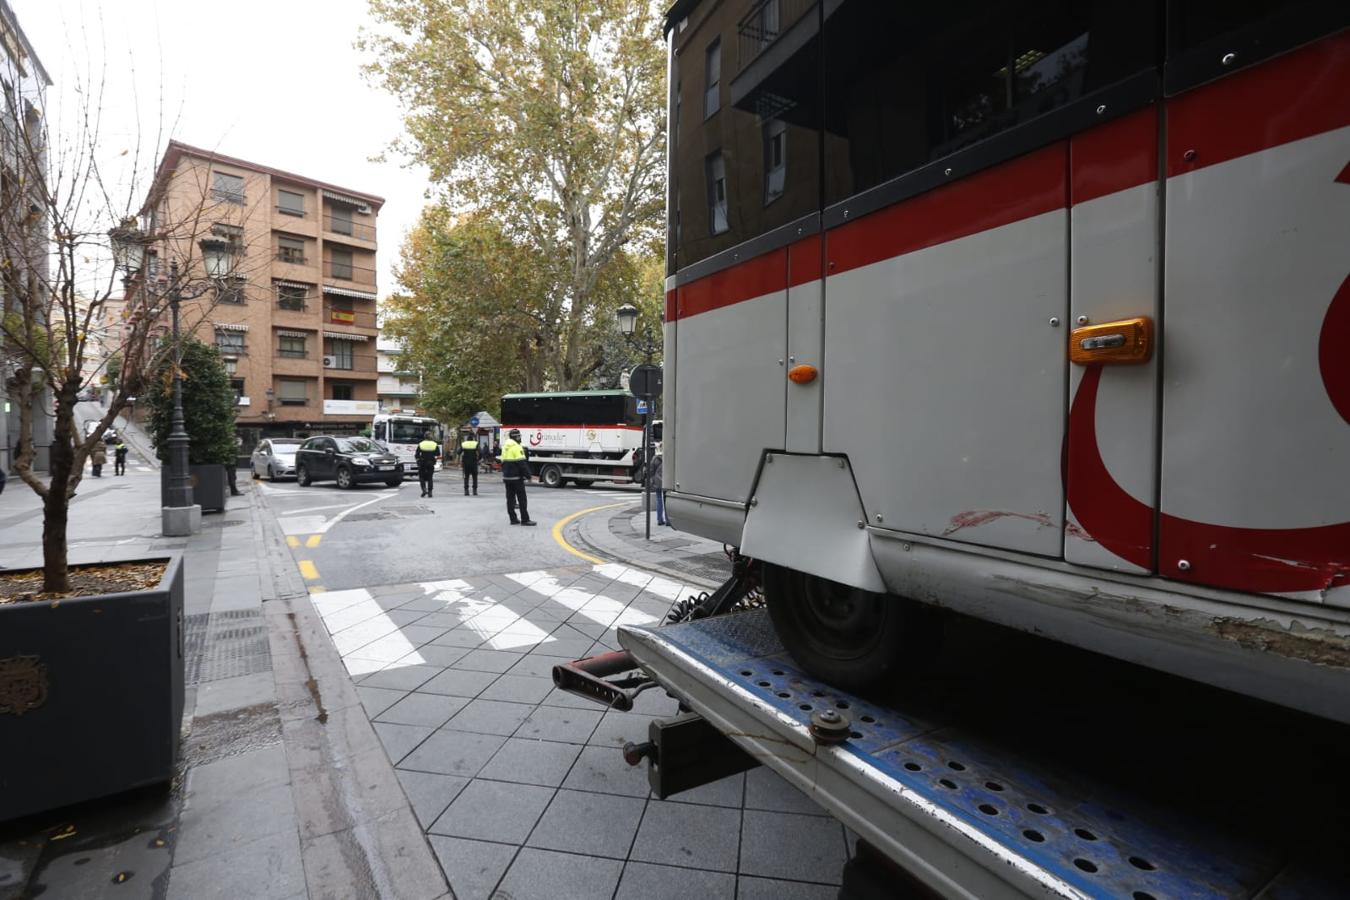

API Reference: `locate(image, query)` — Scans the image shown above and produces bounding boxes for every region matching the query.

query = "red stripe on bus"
[788,235,822,285]
[1167,31,1350,179]
[825,144,1067,278]
[500,425,643,431]
[665,289,677,322]
[677,247,786,319]
[1071,107,1159,205]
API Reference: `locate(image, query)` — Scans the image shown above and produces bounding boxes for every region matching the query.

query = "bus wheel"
[763,564,942,690]
[540,464,563,488]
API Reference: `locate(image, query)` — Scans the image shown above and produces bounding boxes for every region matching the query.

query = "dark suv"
[295,436,403,489]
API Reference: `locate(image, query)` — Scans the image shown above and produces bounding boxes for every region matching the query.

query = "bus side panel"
[663,286,677,491]
[1157,34,1350,599]
[1064,107,1161,575]
[785,236,824,454]
[823,146,1069,557]
[672,249,788,505]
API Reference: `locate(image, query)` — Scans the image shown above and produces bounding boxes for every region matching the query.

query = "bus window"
[823,1,1158,205]
[374,422,387,441]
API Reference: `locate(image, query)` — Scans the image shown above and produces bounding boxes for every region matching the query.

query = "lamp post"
[616,303,662,540]
[110,221,236,536]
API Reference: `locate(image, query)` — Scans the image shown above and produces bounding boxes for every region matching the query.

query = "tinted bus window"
[823,2,1158,205]
[501,395,639,427]
[670,0,822,273]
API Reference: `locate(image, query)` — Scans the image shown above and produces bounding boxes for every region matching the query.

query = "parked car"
[250,438,303,481]
[295,436,403,489]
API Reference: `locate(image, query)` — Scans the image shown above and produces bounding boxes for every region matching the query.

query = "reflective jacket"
[460,439,479,468]
[415,440,440,468]
[500,439,530,481]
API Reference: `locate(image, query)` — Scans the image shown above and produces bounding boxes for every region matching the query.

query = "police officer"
[460,432,480,496]
[113,440,129,476]
[415,431,440,498]
[500,428,536,525]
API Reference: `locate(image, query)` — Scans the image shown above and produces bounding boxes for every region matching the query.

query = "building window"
[329,247,353,280]
[327,340,354,370]
[222,358,238,376]
[278,379,308,405]
[212,172,244,204]
[704,38,721,119]
[215,275,246,304]
[331,383,353,401]
[277,235,305,264]
[328,205,353,236]
[230,379,246,402]
[277,284,308,311]
[278,335,307,359]
[764,119,786,203]
[746,0,780,55]
[216,330,246,355]
[277,189,305,217]
[705,152,728,235]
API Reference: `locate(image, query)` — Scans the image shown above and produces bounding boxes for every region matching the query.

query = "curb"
[566,506,724,592]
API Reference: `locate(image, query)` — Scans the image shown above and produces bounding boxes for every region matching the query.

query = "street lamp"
[110,221,237,536]
[615,304,662,540]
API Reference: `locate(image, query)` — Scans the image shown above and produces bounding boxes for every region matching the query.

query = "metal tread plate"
[618,610,1349,900]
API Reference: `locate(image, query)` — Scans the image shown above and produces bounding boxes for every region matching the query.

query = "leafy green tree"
[363,0,667,388]
[143,337,238,465]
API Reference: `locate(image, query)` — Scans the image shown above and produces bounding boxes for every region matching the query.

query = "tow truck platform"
[613,609,1350,899]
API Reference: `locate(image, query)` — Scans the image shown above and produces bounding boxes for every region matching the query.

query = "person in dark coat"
[460,433,480,496]
[113,441,129,476]
[415,431,440,498]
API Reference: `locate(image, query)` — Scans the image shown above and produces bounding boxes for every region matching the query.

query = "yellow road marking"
[551,502,636,566]
[308,585,326,594]
[306,534,322,548]
[286,535,299,548]
[298,560,320,581]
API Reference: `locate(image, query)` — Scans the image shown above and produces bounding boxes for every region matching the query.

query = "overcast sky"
[15,0,430,300]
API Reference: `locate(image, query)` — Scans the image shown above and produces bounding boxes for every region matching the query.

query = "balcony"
[323,259,376,288]
[215,342,248,356]
[324,215,376,243]
[275,249,308,266]
[323,304,377,331]
[323,352,379,379]
[737,0,812,72]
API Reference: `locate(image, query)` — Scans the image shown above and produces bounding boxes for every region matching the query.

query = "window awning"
[321,189,372,214]
[275,329,311,339]
[324,331,368,342]
[213,322,249,332]
[273,279,314,291]
[323,285,377,300]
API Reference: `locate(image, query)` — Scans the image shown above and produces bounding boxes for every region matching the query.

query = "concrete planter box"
[160,464,228,513]
[0,556,184,822]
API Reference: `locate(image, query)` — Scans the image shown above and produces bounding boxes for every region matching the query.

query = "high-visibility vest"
[461,440,478,450]
[501,439,525,461]
[418,440,438,452]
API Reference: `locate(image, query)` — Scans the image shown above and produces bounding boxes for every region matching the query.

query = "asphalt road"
[254,468,642,592]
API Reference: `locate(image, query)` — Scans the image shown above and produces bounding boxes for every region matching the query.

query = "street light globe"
[198,236,236,279]
[616,303,639,336]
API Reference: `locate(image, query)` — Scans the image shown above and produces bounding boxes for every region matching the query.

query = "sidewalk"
[568,500,733,590]
[0,471,447,899]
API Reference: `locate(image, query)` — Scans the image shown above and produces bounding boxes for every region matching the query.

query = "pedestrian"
[415,430,440,498]
[113,441,128,476]
[650,448,667,526]
[90,440,107,478]
[500,428,536,526]
[460,432,480,496]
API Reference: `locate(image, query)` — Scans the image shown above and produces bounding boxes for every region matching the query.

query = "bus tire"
[540,464,563,488]
[763,564,942,690]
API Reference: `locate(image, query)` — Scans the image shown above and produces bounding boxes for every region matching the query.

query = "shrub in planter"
[144,337,238,513]
[0,557,184,822]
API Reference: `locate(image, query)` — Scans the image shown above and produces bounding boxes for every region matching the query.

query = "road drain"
[183,610,272,684]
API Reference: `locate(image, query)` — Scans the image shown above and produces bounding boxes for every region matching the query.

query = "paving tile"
[174,782,298,866]
[401,623,453,646]
[539,685,599,709]
[616,862,736,900]
[589,711,659,748]
[350,631,426,663]
[454,647,527,673]
[186,743,289,806]
[526,789,645,858]
[739,810,847,885]
[670,772,745,808]
[737,876,839,900]
[479,674,554,704]
[193,671,276,718]
[168,827,305,900]
[477,737,583,788]
[373,722,435,765]
[356,685,407,719]
[427,836,517,900]
[358,663,443,691]
[629,800,741,873]
[400,729,506,777]
[289,745,409,839]
[745,766,828,816]
[496,848,623,900]
[396,769,470,830]
[299,807,448,899]
[526,636,594,659]
[383,608,430,626]
[414,611,476,630]
[562,745,652,798]
[444,698,535,736]
[516,704,603,743]
[420,667,499,698]
[376,691,469,728]
[429,778,554,843]
[398,644,470,667]
[507,654,563,679]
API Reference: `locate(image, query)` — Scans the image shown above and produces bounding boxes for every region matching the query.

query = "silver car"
[251,438,303,481]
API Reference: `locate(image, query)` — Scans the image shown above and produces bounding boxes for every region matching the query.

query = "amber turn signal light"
[788,364,818,384]
[1070,317,1153,365]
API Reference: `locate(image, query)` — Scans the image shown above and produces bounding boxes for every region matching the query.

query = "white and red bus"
[661,0,1349,721]
[500,390,650,487]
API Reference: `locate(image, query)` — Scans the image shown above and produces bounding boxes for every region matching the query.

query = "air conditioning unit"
[322,355,336,367]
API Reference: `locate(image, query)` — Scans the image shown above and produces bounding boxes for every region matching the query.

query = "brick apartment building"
[139,141,383,457]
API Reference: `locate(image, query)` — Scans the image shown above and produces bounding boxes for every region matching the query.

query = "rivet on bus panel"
[1178,560,1192,571]
[1221,51,1237,65]
[875,514,884,523]
[1076,315,1089,325]
[1049,317,1061,327]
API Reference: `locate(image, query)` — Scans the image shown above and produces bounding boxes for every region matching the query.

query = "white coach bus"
[660,0,1349,721]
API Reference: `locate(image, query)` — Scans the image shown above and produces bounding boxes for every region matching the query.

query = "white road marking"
[285,501,368,515]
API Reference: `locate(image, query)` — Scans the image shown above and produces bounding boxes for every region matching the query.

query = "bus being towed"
[659,0,1350,722]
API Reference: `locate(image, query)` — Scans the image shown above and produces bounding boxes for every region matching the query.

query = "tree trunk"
[41,391,77,594]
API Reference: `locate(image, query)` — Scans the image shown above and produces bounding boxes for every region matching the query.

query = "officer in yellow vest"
[414,432,440,498]
[460,433,480,496]
[500,429,536,525]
